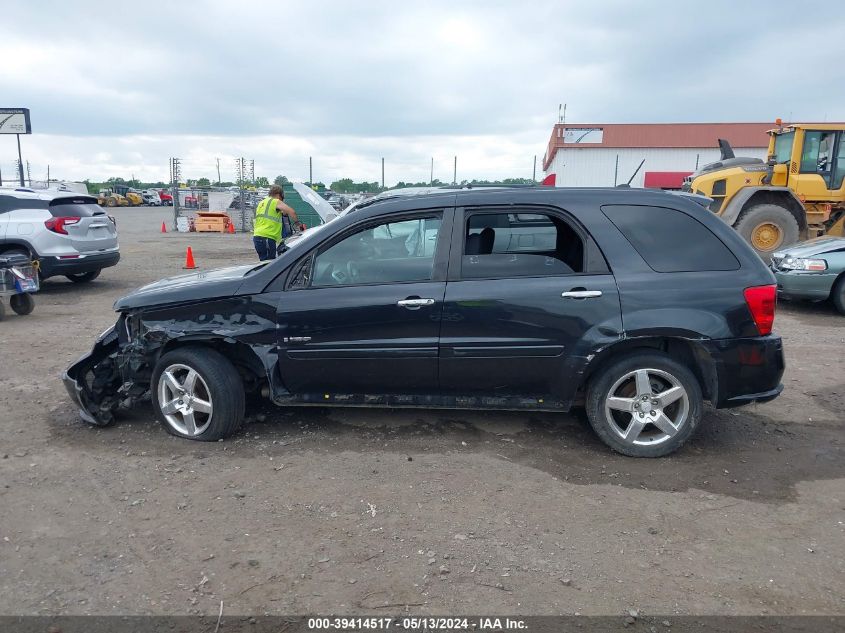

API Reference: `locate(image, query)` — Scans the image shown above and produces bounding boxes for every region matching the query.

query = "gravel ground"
[0,207,843,617]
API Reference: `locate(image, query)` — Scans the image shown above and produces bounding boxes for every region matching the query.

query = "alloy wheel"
[604,368,689,447]
[157,363,214,437]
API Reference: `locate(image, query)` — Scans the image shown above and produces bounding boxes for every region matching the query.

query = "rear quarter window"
[0,195,47,214]
[602,204,740,272]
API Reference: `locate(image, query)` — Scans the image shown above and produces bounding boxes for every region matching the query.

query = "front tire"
[734,204,800,259]
[585,352,703,457]
[66,270,101,283]
[151,347,245,441]
[832,275,845,315]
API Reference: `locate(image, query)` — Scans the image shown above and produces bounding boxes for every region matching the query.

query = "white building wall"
[545,147,768,188]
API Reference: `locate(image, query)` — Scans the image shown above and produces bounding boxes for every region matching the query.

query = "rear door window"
[0,195,47,214]
[602,205,739,272]
[461,211,585,278]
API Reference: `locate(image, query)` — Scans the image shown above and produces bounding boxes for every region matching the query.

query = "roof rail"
[449,183,539,189]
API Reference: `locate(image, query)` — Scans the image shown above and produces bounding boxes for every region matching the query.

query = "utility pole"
[170,157,181,228]
[216,158,221,185]
[309,156,313,185]
[453,156,457,185]
[16,134,25,186]
[614,154,619,186]
[532,155,537,182]
[236,158,246,232]
[430,157,433,185]
[47,164,50,186]
[381,157,385,190]
[26,161,31,186]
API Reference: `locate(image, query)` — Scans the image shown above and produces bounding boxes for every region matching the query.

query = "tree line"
[82,175,537,195]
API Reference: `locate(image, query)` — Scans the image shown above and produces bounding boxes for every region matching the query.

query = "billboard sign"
[563,127,603,144]
[0,108,32,134]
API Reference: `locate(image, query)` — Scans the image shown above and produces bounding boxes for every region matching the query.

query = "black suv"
[64,187,784,457]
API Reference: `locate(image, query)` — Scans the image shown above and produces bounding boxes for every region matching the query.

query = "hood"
[774,236,845,258]
[292,182,338,223]
[114,263,265,311]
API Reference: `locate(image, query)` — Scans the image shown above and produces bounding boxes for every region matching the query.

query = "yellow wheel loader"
[687,121,845,257]
[97,189,128,208]
[112,185,144,206]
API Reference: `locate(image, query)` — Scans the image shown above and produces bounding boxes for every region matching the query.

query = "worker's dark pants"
[253,236,277,261]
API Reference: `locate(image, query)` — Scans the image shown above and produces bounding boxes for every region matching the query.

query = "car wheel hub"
[604,368,689,447]
[157,363,213,437]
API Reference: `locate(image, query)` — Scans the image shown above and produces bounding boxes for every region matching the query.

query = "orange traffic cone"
[183,247,197,269]
[227,221,235,234]
[161,221,167,233]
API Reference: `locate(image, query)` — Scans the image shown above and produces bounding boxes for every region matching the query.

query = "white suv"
[0,188,120,282]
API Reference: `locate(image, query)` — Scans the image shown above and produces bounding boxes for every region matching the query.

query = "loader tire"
[734,204,800,260]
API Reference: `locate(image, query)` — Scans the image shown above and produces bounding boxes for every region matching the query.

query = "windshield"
[773,131,794,163]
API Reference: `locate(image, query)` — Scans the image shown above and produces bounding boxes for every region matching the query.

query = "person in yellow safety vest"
[253,185,301,261]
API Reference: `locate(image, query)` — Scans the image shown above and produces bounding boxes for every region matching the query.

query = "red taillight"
[44,216,81,235]
[744,284,776,336]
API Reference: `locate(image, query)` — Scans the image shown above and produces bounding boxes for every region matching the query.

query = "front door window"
[313,217,442,286]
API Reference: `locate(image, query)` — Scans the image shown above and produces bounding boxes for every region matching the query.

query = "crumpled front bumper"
[61,325,122,426]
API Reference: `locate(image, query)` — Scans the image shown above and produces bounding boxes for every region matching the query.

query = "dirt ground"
[0,207,843,618]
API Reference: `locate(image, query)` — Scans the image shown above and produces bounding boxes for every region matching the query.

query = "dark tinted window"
[461,211,584,279]
[49,197,104,217]
[0,195,47,214]
[602,205,739,272]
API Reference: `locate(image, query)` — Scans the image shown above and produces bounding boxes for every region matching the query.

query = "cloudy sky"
[1,1,843,186]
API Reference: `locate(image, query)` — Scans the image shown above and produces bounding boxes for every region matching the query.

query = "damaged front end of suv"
[62,320,131,426]
[62,264,280,427]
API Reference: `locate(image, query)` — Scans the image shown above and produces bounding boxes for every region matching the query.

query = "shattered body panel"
[63,295,281,424]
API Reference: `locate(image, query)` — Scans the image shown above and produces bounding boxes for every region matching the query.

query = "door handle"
[283,336,311,344]
[561,290,603,299]
[397,298,435,309]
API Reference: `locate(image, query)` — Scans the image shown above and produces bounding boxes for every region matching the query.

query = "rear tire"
[832,275,845,315]
[107,198,117,207]
[66,270,101,283]
[585,352,703,457]
[151,347,245,441]
[10,293,34,315]
[734,204,800,260]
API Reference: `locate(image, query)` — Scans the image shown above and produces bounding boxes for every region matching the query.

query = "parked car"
[0,189,120,282]
[63,187,783,456]
[141,190,161,206]
[771,236,845,314]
